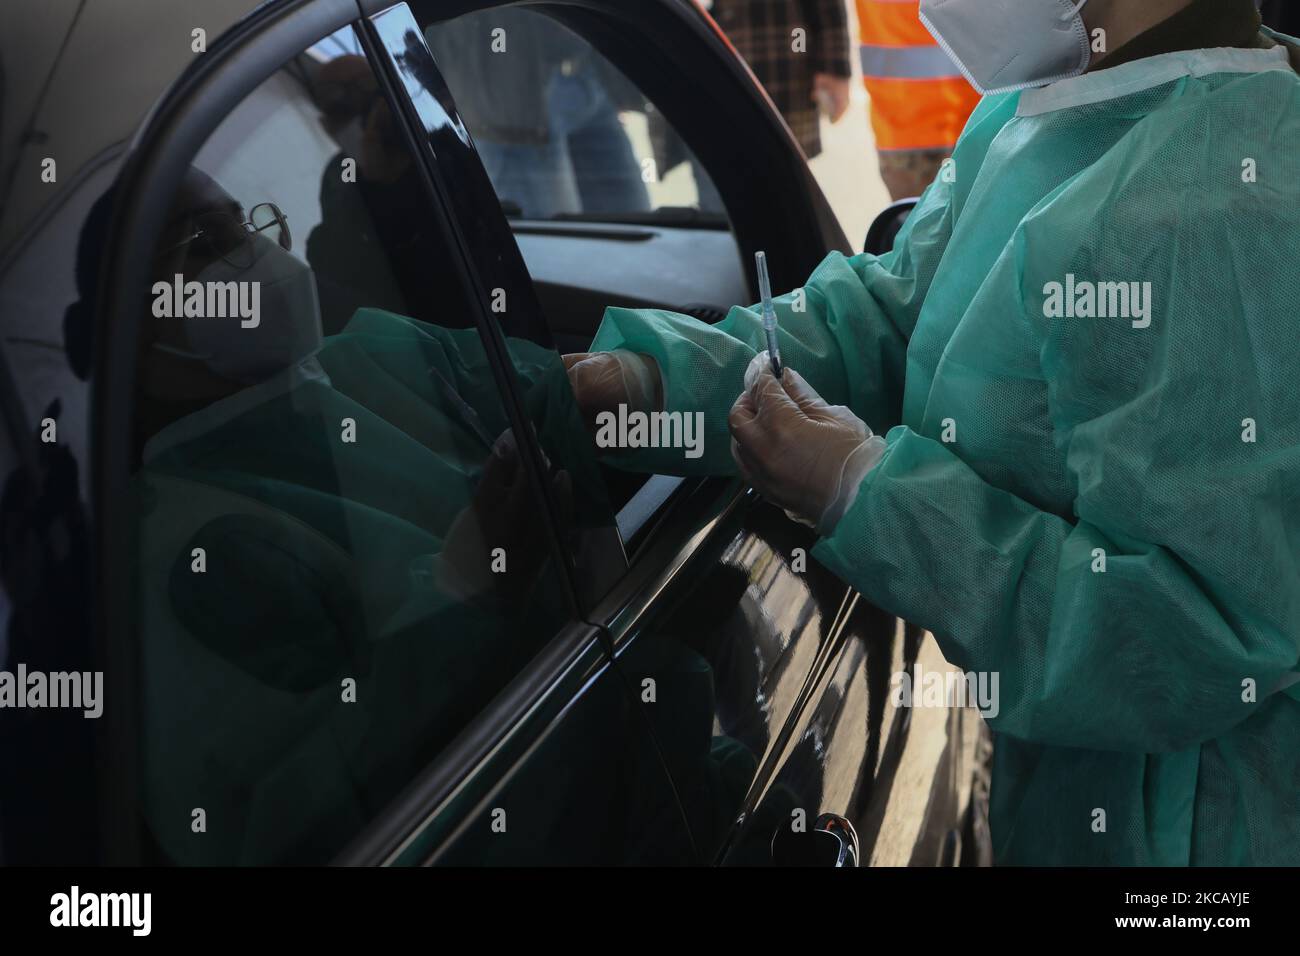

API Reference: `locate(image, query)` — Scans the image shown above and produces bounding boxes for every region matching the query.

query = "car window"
[404,4,729,560]
[127,25,576,864]
[424,7,725,223]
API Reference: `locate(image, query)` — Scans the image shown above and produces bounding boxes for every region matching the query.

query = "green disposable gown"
[590,42,1300,864]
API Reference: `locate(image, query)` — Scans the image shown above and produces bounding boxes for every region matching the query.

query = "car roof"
[0,0,266,262]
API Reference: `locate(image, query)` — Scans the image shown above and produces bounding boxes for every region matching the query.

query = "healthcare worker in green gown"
[565,0,1300,864]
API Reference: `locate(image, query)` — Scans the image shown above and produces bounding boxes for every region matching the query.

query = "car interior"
[423,7,750,357]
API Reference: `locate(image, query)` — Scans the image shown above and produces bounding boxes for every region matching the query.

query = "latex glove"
[729,358,886,536]
[563,350,663,435]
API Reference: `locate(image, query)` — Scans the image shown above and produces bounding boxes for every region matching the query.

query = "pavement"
[809,79,893,254]
[638,0,893,255]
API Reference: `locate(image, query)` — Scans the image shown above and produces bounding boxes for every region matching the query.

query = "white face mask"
[920,0,1092,96]
[157,233,323,385]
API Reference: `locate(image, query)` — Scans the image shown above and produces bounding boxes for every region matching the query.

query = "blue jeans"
[477,66,650,218]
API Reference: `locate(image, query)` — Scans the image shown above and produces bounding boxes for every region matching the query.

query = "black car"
[0,0,986,866]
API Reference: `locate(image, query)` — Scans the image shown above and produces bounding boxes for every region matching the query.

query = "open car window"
[409,3,740,555]
[424,7,727,226]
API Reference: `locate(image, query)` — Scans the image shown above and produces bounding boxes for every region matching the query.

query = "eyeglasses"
[158,202,292,269]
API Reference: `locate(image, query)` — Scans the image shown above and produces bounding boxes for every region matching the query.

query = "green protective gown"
[589,42,1300,864]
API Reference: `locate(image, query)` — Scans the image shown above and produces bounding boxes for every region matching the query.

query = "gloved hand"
[729,356,886,536]
[563,350,663,435]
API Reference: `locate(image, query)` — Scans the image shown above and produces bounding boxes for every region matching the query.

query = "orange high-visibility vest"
[856,0,982,152]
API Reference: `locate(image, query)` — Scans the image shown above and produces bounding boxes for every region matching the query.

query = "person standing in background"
[706,0,854,159]
[856,0,980,199]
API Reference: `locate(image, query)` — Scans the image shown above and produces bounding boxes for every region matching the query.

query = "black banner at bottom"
[0,866,1288,940]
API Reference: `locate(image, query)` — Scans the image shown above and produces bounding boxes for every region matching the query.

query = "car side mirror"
[863,198,918,256]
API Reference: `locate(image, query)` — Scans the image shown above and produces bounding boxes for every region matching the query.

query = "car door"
[90,0,980,867]
[93,0,695,866]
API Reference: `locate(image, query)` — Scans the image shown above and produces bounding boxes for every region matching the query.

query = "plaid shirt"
[707,0,852,157]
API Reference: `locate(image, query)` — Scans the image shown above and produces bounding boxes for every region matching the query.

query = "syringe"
[755,251,783,378]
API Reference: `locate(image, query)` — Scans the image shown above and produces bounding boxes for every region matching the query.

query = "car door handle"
[770,812,860,867]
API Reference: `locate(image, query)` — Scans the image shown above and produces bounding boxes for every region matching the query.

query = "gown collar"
[1018,44,1293,117]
